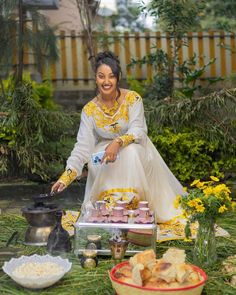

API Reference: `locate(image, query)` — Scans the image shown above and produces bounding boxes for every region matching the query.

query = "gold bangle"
[114,137,123,146]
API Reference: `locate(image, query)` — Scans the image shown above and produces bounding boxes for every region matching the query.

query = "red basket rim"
[110,261,207,292]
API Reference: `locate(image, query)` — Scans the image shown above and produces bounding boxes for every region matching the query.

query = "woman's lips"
[102,85,113,90]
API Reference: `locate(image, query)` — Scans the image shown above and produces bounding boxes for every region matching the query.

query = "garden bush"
[149,127,235,184]
[0,75,79,181]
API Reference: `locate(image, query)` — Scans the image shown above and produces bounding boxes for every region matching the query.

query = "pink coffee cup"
[112,207,124,217]
[116,200,128,209]
[95,200,106,210]
[138,201,149,208]
[139,207,150,218]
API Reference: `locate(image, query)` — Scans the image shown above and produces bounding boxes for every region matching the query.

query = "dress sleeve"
[58,109,96,186]
[119,92,147,146]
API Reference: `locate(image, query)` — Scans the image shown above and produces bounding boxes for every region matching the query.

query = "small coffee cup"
[116,200,128,209]
[139,207,150,218]
[95,200,106,211]
[138,201,149,208]
[112,207,124,217]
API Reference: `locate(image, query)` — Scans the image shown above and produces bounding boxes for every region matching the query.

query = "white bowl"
[2,254,72,289]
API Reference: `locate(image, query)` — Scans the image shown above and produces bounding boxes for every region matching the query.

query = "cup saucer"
[101,209,110,216]
[108,216,128,223]
[86,216,107,223]
[110,209,128,216]
[134,216,154,224]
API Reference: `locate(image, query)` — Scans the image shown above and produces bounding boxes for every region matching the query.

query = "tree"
[113,0,145,32]
[146,0,203,32]
[133,0,204,98]
[0,0,58,86]
[200,0,236,31]
[75,0,100,71]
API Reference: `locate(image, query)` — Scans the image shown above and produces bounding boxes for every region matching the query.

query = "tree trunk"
[75,0,100,72]
[17,0,24,84]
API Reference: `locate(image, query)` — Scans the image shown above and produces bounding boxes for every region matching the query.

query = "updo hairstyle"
[95,51,122,83]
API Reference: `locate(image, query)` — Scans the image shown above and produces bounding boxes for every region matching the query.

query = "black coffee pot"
[47,210,72,254]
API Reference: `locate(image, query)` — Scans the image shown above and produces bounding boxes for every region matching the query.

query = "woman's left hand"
[102,140,121,163]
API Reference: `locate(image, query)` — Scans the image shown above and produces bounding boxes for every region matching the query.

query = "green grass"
[0,213,235,295]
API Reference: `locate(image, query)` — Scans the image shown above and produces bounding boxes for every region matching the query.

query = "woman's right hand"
[51,180,66,193]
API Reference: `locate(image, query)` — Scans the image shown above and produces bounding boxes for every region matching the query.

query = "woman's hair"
[95,51,122,83]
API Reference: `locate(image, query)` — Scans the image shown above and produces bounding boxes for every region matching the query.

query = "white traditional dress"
[59,91,183,222]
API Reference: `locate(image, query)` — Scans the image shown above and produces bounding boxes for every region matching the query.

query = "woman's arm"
[119,92,147,146]
[52,110,96,192]
[102,92,147,163]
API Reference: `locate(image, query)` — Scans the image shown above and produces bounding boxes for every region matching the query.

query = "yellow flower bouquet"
[174,176,235,267]
[175,176,234,222]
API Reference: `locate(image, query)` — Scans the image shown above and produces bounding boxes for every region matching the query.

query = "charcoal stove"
[21,193,60,246]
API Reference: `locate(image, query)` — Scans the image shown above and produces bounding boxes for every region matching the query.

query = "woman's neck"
[99,91,118,102]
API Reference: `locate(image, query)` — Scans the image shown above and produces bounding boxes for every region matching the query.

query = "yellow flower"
[183,187,188,192]
[174,194,181,209]
[190,179,200,187]
[194,198,203,204]
[218,205,228,213]
[196,204,205,213]
[196,181,205,189]
[203,186,214,196]
[181,177,232,218]
[187,199,198,207]
[210,176,220,182]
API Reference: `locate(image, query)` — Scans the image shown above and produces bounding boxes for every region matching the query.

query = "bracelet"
[114,137,123,146]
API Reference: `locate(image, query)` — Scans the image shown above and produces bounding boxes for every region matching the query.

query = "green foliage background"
[0,74,79,182]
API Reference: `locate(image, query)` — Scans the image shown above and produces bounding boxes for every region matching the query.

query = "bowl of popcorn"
[2,254,72,289]
[109,248,207,295]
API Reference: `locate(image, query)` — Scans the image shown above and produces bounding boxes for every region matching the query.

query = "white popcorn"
[12,262,63,279]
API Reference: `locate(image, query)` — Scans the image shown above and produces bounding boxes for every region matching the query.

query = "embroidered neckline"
[98,98,120,116]
[94,91,130,117]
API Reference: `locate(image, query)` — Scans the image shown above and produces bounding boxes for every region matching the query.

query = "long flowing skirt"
[82,137,183,223]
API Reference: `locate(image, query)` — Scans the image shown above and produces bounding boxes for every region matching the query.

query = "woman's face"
[96,64,118,98]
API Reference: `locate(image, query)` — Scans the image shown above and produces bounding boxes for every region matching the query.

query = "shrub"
[149,127,235,184]
[0,75,79,181]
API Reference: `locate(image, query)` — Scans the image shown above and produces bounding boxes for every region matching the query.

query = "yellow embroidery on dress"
[59,169,78,187]
[98,187,138,200]
[83,92,142,132]
[125,91,142,105]
[108,122,121,133]
[99,99,120,116]
[120,134,135,146]
[97,188,140,209]
[84,102,129,133]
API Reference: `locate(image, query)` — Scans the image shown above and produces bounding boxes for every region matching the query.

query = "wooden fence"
[24,31,236,90]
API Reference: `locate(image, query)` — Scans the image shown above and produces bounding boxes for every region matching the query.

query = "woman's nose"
[104,76,110,83]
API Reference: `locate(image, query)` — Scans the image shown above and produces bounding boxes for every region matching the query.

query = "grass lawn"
[0,212,235,295]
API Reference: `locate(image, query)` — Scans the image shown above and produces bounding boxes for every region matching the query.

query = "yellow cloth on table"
[61,210,80,236]
[156,217,230,242]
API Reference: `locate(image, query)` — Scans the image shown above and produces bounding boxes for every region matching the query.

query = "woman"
[52,51,183,222]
